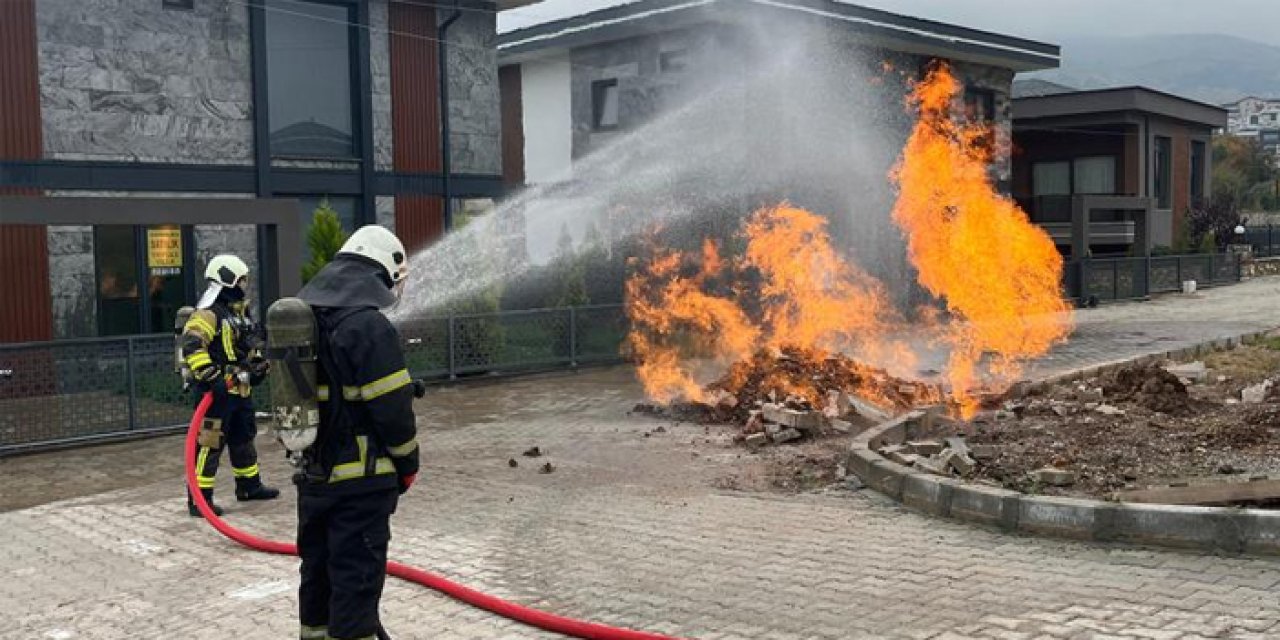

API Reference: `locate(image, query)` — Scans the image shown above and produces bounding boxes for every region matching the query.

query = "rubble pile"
[877,436,983,478]
[633,347,944,450]
[708,346,939,419]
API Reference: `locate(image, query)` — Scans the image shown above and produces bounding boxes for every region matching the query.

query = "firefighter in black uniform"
[294,225,419,640]
[181,254,281,515]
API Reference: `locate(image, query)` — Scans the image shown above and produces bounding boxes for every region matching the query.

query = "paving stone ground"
[4,278,1280,640]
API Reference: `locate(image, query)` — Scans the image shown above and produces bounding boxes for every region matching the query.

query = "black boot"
[188,488,225,517]
[235,476,281,502]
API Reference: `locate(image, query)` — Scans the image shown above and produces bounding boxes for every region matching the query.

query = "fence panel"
[0,305,630,455]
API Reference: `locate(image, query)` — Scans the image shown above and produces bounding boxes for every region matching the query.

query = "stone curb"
[847,331,1280,556]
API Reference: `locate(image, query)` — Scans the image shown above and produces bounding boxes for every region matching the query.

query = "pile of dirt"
[1099,362,1191,413]
[961,343,1280,500]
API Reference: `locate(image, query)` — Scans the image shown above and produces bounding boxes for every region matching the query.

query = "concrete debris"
[761,403,824,433]
[1094,404,1126,416]
[1163,361,1208,383]
[913,456,947,475]
[1033,467,1077,487]
[824,389,854,419]
[906,440,944,456]
[1241,380,1273,404]
[888,451,920,467]
[744,411,765,434]
[847,396,892,422]
[969,444,998,461]
[944,437,970,457]
[744,433,769,451]
[771,428,802,444]
[829,419,853,434]
[947,451,977,475]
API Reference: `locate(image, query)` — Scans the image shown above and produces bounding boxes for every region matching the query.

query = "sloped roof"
[498,0,1060,72]
[1012,78,1076,99]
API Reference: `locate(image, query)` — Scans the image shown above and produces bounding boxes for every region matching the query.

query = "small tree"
[547,223,589,308]
[302,199,348,284]
[1186,191,1246,253]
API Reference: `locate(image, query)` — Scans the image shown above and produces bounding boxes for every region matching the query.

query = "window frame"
[591,78,620,132]
[1153,136,1172,210]
[263,0,362,160]
[1190,140,1206,202]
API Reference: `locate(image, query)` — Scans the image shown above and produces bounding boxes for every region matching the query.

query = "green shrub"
[302,199,348,284]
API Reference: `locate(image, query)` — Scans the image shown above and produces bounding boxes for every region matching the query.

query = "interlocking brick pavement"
[4,278,1280,639]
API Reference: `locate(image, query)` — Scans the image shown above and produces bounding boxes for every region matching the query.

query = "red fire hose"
[185,392,683,640]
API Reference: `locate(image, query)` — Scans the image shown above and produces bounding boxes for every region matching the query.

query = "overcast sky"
[501,0,1280,46]
[857,0,1280,44]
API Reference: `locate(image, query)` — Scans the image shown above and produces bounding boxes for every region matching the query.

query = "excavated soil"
[962,342,1280,499]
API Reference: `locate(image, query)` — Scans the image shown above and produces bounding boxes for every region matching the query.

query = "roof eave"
[498,0,1060,71]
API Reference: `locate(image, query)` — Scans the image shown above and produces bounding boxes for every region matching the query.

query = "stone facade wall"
[47,226,97,339]
[193,224,260,304]
[37,0,254,164]
[370,0,393,172]
[445,11,501,175]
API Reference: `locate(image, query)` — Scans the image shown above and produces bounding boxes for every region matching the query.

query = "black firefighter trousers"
[191,392,264,497]
[298,486,399,640]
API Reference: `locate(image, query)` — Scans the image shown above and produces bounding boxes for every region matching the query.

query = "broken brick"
[906,440,943,456]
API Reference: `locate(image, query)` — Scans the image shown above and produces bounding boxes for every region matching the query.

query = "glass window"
[96,226,142,336]
[1072,156,1116,195]
[1154,136,1172,209]
[964,88,996,123]
[1032,161,1070,196]
[592,79,620,131]
[1190,141,1206,201]
[266,0,356,158]
[659,49,688,73]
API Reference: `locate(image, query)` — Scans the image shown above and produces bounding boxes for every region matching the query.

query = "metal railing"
[1244,225,1280,258]
[1064,253,1243,303]
[0,304,628,456]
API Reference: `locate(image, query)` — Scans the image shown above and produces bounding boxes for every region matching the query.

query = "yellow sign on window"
[147,228,183,269]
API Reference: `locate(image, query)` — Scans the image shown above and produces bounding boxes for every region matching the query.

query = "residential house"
[1012,84,1228,258]
[1222,96,1280,162]
[0,0,527,342]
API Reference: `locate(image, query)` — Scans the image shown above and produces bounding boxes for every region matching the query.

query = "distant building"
[1222,96,1280,161]
[1012,86,1228,257]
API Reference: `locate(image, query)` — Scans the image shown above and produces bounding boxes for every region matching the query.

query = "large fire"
[890,62,1073,415]
[625,61,1072,417]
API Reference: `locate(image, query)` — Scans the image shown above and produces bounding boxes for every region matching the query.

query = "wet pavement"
[4,278,1280,639]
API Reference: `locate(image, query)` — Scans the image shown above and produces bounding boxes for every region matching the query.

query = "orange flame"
[627,205,912,405]
[890,62,1072,416]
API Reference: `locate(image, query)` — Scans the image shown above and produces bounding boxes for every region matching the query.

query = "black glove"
[248,356,270,386]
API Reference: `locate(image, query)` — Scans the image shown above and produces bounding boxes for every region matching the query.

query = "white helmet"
[197,254,250,309]
[338,225,408,285]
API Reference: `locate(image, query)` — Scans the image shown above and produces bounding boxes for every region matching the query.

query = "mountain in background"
[1023,33,1280,104]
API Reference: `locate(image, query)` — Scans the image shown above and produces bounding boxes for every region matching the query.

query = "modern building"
[1222,96,1280,161]
[1011,84,1229,257]
[496,0,1061,189]
[0,0,526,343]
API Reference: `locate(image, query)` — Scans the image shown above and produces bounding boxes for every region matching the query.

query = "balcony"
[1015,194,1155,256]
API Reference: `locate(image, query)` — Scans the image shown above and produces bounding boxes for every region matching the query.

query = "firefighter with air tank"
[263,225,421,640]
[178,255,281,515]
